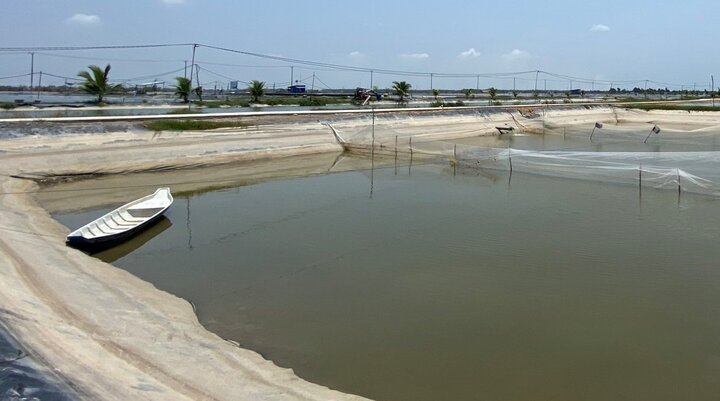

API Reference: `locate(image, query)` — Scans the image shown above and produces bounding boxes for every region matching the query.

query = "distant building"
[288,84,306,94]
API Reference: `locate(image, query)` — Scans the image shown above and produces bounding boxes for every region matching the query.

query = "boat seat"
[109,214,136,227]
[118,210,147,222]
[127,207,164,218]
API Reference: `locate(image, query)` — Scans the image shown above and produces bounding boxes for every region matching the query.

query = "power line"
[0,72,31,80]
[0,44,193,52]
[0,42,709,90]
[35,52,186,64]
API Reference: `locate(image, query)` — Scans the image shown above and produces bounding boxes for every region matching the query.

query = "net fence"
[326,112,720,197]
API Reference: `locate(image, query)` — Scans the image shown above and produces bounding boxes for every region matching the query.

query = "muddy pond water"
[50,135,720,401]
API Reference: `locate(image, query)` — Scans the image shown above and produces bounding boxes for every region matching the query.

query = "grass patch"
[624,104,720,112]
[1,102,17,110]
[166,108,203,115]
[263,96,347,106]
[431,100,465,107]
[195,96,348,108]
[143,119,246,131]
[195,99,251,108]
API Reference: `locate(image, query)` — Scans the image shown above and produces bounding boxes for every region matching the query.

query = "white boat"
[66,188,173,249]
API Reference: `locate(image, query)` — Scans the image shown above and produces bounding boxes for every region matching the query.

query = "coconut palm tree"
[248,80,265,103]
[77,64,123,103]
[488,87,497,101]
[392,81,411,102]
[432,88,439,100]
[174,77,192,103]
[462,88,473,99]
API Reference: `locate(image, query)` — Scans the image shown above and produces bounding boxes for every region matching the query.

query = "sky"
[0,0,719,91]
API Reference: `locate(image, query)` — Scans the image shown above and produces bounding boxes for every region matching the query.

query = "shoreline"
[2,106,720,400]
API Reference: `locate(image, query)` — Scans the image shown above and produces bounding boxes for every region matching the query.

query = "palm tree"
[432,88,439,100]
[462,88,473,99]
[392,81,411,102]
[174,77,192,103]
[77,64,122,103]
[248,80,265,103]
[488,87,497,101]
[194,86,203,102]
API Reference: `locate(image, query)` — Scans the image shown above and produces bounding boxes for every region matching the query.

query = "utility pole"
[544,79,547,91]
[534,70,539,93]
[290,66,294,87]
[370,70,374,88]
[184,60,188,79]
[513,77,516,92]
[37,71,42,99]
[188,44,197,102]
[311,72,315,92]
[29,52,34,90]
[712,75,715,107]
[430,73,434,90]
[476,75,480,91]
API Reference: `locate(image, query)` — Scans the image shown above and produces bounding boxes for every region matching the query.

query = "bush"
[143,119,246,131]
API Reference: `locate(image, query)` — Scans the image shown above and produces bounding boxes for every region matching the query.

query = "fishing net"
[326,111,720,197]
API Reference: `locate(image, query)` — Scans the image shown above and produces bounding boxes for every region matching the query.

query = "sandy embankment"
[0,106,718,401]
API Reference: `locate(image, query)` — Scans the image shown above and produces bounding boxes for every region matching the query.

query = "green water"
[53,153,720,401]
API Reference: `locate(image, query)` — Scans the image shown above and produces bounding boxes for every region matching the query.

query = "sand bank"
[1,106,719,400]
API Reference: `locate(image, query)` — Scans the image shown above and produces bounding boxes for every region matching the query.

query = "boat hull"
[66,211,168,252]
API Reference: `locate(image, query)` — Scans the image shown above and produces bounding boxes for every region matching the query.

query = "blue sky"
[0,0,718,90]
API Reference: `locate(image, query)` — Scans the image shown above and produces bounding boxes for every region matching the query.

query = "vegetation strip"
[142,119,246,131]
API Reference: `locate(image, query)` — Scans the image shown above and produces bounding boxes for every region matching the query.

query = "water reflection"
[92,216,172,263]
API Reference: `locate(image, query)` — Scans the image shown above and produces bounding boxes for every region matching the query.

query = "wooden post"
[453,144,457,176]
[394,135,398,175]
[409,137,413,176]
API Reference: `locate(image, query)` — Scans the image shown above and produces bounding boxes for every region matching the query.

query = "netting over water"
[327,112,720,197]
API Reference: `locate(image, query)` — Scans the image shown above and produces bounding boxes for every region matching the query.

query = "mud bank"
[1,106,719,400]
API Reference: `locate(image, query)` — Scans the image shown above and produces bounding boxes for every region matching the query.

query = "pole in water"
[590,122,603,142]
[453,144,457,176]
[677,168,681,195]
[409,136,413,176]
[639,164,642,193]
[644,125,661,143]
[394,135,398,175]
[371,107,375,146]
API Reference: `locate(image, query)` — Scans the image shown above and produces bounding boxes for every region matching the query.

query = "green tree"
[174,77,192,103]
[432,88,439,100]
[392,81,412,102]
[194,86,203,102]
[248,80,265,103]
[461,88,473,99]
[77,64,122,103]
[488,87,497,100]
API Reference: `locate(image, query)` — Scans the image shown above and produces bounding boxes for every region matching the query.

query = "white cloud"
[459,48,480,58]
[348,51,365,58]
[161,0,185,4]
[590,24,610,32]
[66,13,100,25]
[503,49,530,61]
[400,53,430,60]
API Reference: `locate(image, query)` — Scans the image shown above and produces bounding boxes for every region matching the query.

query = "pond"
[48,136,720,401]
